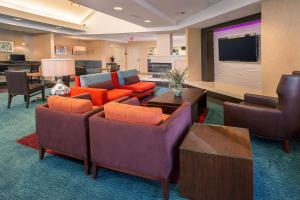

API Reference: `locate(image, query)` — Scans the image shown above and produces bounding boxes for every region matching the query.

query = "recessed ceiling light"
[56,26,62,29]
[144,20,151,23]
[71,2,80,7]
[14,18,22,21]
[113,7,123,11]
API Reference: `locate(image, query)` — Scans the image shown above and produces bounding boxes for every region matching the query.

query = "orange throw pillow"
[104,101,163,125]
[48,96,93,114]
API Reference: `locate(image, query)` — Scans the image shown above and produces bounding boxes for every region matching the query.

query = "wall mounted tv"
[218,35,259,62]
[10,54,25,63]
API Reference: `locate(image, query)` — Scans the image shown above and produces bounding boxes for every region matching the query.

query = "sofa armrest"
[244,93,278,108]
[70,87,108,106]
[71,93,92,101]
[120,97,141,105]
[89,115,172,178]
[224,102,282,138]
[160,103,192,176]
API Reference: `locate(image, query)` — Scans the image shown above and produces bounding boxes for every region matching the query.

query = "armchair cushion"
[29,83,44,93]
[121,82,156,93]
[104,101,163,125]
[107,89,133,101]
[244,93,278,108]
[48,96,93,114]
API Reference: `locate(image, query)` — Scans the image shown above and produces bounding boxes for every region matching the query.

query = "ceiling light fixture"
[14,18,22,21]
[56,26,62,29]
[113,7,123,11]
[144,20,151,23]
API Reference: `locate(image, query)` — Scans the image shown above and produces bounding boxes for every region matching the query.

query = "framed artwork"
[55,46,67,55]
[0,41,14,52]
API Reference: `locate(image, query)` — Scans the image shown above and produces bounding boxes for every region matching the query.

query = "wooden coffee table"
[179,123,253,200]
[147,88,207,122]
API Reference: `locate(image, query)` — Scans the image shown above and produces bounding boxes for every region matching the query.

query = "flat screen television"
[218,35,259,62]
[10,54,25,63]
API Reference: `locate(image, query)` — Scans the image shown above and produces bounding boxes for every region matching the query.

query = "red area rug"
[16,132,55,154]
[16,133,39,149]
[198,108,209,123]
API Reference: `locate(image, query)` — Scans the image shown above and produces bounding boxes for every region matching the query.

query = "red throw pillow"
[88,80,114,90]
[124,75,140,85]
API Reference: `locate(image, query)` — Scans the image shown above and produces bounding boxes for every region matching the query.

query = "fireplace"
[148,62,172,78]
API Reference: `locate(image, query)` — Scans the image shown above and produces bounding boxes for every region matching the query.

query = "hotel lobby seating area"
[1,0,300,200]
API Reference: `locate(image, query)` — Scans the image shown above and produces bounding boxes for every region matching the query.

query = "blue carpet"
[0,88,300,200]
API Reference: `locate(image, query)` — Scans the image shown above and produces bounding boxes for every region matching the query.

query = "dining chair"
[5,70,45,108]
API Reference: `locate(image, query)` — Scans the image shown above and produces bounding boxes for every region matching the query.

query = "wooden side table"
[180,123,253,200]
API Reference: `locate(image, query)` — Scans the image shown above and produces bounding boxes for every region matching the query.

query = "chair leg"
[282,140,291,153]
[92,163,98,179]
[84,159,90,175]
[42,89,45,102]
[7,94,12,109]
[25,95,29,108]
[161,179,169,200]
[39,146,45,160]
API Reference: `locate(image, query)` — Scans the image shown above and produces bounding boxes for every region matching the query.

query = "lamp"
[41,59,75,96]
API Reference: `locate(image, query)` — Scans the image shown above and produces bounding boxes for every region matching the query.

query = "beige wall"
[0,29,34,61]
[185,28,201,81]
[54,36,127,67]
[157,33,172,56]
[262,0,300,96]
[126,41,156,73]
[32,33,54,60]
[0,29,156,71]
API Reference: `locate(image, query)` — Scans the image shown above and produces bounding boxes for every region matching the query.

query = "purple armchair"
[89,97,192,200]
[35,93,103,175]
[36,94,130,174]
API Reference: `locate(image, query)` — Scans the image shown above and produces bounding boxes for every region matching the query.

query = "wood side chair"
[5,70,45,109]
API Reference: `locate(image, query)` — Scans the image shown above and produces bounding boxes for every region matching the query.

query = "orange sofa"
[70,70,155,106]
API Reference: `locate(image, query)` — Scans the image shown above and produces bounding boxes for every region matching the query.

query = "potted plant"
[110,56,115,63]
[164,68,187,97]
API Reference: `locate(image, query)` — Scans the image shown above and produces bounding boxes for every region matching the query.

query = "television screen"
[10,54,25,62]
[218,35,259,62]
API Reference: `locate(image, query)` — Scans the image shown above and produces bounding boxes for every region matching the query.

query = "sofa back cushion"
[80,72,111,87]
[104,101,163,125]
[74,76,81,87]
[124,75,140,85]
[111,72,120,88]
[48,96,93,114]
[88,80,114,90]
[117,69,138,85]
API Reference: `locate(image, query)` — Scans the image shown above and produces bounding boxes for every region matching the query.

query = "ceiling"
[0,0,93,24]
[74,0,223,27]
[0,0,262,42]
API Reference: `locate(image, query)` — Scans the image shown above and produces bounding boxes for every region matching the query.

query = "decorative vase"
[172,87,182,97]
